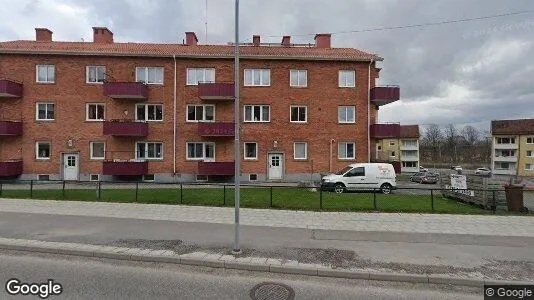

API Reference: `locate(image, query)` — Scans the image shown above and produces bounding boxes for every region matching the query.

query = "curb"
[0,238,532,287]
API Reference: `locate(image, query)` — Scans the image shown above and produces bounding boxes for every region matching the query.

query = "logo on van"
[377,165,390,175]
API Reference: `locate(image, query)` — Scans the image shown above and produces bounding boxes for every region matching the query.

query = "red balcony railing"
[198,161,235,176]
[370,123,401,138]
[198,122,235,137]
[103,120,148,137]
[0,79,23,98]
[370,86,400,106]
[0,160,23,177]
[198,83,235,100]
[103,82,148,100]
[0,121,22,136]
[103,160,148,176]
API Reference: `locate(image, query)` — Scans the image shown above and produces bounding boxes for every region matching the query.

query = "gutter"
[173,55,177,176]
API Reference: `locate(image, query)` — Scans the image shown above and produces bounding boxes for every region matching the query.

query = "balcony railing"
[198,161,235,176]
[0,121,22,136]
[0,160,23,177]
[103,160,148,176]
[198,122,235,137]
[103,120,148,137]
[370,86,400,106]
[493,156,518,162]
[0,79,23,98]
[494,143,518,150]
[370,123,401,138]
[198,83,235,100]
[103,82,148,100]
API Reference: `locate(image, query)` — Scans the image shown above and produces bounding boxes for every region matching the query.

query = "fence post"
[431,189,434,211]
[0,182,3,197]
[223,185,226,206]
[180,184,183,204]
[319,188,323,210]
[30,180,33,198]
[135,182,139,202]
[97,181,101,200]
[62,180,66,199]
[270,186,273,207]
[373,189,377,211]
[492,190,496,214]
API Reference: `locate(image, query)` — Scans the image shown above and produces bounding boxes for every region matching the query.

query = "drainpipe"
[173,54,177,176]
[367,59,374,163]
[329,139,335,172]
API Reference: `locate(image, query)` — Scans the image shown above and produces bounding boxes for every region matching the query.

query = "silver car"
[475,167,492,176]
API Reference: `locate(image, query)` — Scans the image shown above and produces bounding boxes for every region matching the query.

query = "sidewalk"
[1,198,533,236]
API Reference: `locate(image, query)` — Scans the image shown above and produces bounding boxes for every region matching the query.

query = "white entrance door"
[63,154,79,180]
[268,153,283,180]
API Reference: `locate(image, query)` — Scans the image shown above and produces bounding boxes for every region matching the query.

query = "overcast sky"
[1,0,533,132]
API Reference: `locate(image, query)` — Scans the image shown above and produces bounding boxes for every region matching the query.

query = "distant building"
[491,119,534,176]
[370,124,420,173]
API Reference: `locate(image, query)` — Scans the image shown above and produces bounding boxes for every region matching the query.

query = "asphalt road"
[0,251,480,300]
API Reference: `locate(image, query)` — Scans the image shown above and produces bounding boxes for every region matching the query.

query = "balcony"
[370,86,400,106]
[103,120,148,137]
[0,121,22,136]
[400,144,418,151]
[493,168,516,176]
[198,122,235,137]
[370,123,401,138]
[0,160,23,177]
[198,161,235,176]
[103,82,148,100]
[103,160,148,176]
[198,83,234,100]
[494,143,518,150]
[0,79,23,98]
[493,156,518,163]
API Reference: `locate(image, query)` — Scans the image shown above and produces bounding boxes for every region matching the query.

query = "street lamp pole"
[232,0,241,255]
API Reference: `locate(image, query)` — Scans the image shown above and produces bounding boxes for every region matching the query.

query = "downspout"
[367,59,373,163]
[329,139,334,172]
[173,54,177,176]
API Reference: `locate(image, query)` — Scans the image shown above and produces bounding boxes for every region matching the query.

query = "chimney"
[93,27,114,44]
[252,35,260,46]
[35,28,53,42]
[185,32,198,46]
[281,36,291,47]
[314,33,331,48]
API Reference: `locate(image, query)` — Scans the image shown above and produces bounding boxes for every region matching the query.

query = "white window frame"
[89,174,100,181]
[186,142,215,160]
[135,67,164,85]
[338,106,356,123]
[244,69,270,86]
[338,142,356,160]
[186,68,216,85]
[36,102,55,121]
[527,137,534,144]
[136,142,164,160]
[143,174,155,182]
[36,65,55,83]
[86,103,105,121]
[186,104,215,122]
[90,142,105,160]
[290,105,307,123]
[135,104,164,122]
[244,105,270,122]
[244,142,258,160]
[527,150,534,157]
[338,70,355,88]
[86,66,106,84]
[290,70,307,87]
[36,141,51,160]
[294,142,308,160]
[526,163,533,171]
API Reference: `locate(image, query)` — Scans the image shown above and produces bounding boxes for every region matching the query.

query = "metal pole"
[233,0,241,255]
[30,180,33,198]
[223,185,226,206]
[431,189,434,211]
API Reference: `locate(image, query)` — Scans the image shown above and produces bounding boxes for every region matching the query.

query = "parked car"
[321,163,397,194]
[419,166,428,172]
[451,165,463,171]
[410,172,439,184]
[475,167,492,176]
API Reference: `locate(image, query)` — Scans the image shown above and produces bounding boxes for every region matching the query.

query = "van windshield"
[335,166,353,175]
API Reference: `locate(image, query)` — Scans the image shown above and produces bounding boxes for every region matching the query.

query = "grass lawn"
[0,186,491,214]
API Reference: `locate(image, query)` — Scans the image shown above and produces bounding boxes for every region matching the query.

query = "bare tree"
[443,123,458,164]
[462,125,480,161]
[422,124,442,167]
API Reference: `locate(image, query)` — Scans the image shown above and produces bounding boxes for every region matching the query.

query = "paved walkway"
[1,199,533,237]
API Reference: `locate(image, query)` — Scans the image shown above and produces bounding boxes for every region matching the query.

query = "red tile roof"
[0,40,382,61]
[399,125,420,138]
[491,119,534,135]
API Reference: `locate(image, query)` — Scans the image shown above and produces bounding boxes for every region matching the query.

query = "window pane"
[205,143,214,158]
[97,67,106,82]
[246,143,256,158]
[137,143,146,158]
[245,106,252,121]
[38,143,50,158]
[347,71,355,86]
[262,70,270,85]
[295,143,306,158]
[97,105,104,119]
[147,143,155,158]
[88,67,96,82]
[338,107,345,122]
[147,105,155,120]
[88,105,96,119]
[196,69,204,83]
[244,70,252,85]
[254,106,261,121]
[347,107,355,122]
[38,66,47,82]
[187,69,196,85]
[338,71,344,86]
[253,70,261,85]
[206,69,215,83]
[46,104,54,119]
[187,106,196,121]
[187,143,195,158]
[262,106,269,121]
[137,105,145,120]
[92,143,104,158]
[155,143,162,158]
[148,68,157,83]
[347,143,354,158]
[338,143,346,158]
[38,104,46,119]
[47,66,55,82]
[290,71,298,86]
[136,68,145,82]
[291,107,298,121]
[195,143,203,158]
[155,105,162,120]
[300,71,307,86]
[196,106,204,121]
[205,106,214,121]
[299,107,306,121]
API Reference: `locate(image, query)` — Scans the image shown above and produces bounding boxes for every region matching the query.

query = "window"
[196,175,208,182]
[86,66,106,83]
[496,137,516,144]
[338,106,355,123]
[495,150,516,157]
[36,103,55,120]
[527,150,533,157]
[186,142,215,160]
[526,164,533,171]
[345,167,365,177]
[338,142,355,159]
[389,141,396,146]
[402,140,418,147]
[36,142,51,160]
[249,174,258,181]
[338,70,355,87]
[90,142,105,160]
[186,68,215,85]
[90,174,100,181]
[244,142,258,160]
[136,67,164,84]
[402,161,417,168]
[38,174,50,181]
[527,137,534,144]
[290,70,307,87]
[290,106,307,123]
[391,151,396,156]
[36,65,55,83]
[136,142,163,160]
[86,104,105,121]
[294,142,307,160]
[244,105,270,122]
[186,105,215,122]
[244,69,270,86]
[136,104,163,121]
[143,174,155,181]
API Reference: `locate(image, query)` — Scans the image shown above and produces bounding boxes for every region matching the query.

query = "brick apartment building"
[369,124,420,173]
[491,119,534,177]
[0,27,400,182]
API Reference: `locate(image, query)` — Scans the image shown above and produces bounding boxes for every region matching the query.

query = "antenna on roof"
[205,0,208,43]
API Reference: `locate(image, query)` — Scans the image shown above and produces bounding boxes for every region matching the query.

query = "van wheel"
[333,183,345,194]
[380,183,392,195]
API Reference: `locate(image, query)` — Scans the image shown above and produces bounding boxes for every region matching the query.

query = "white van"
[321,163,396,194]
